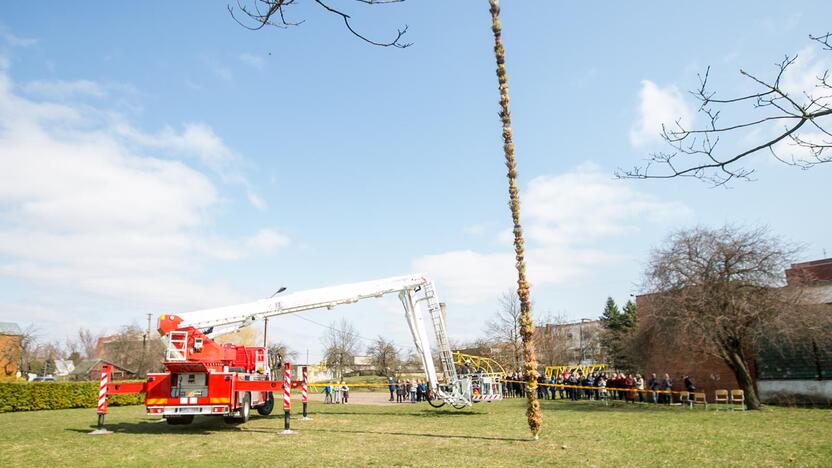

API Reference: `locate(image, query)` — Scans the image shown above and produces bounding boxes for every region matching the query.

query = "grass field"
[1,396,830,467]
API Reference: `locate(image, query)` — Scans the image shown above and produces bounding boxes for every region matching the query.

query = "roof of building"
[70,359,135,375]
[53,359,76,375]
[0,322,22,336]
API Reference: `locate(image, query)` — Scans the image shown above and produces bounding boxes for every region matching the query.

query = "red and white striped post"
[90,364,113,435]
[282,362,293,434]
[301,366,310,420]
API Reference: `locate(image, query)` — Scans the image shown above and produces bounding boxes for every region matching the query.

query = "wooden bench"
[692,392,707,410]
[714,389,729,411]
[730,389,746,411]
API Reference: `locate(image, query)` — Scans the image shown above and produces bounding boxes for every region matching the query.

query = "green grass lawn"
[1,397,829,467]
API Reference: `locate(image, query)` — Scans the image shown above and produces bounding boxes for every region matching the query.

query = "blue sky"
[1,1,830,361]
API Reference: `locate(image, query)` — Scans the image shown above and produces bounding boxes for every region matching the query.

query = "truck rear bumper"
[148,405,229,416]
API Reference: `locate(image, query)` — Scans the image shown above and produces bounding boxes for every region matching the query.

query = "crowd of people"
[504,370,697,404]
[323,382,350,404]
[388,377,429,403]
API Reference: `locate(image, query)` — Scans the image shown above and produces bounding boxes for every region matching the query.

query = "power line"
[288,314,416,353]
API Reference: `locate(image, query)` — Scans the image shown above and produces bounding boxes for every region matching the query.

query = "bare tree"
[229,0,411,48]
[484,290,523,369]
[102,325,165,377]
[640,225,806,409]
[618,33,832,186]
[267,341,297,379]
[533,311,572,366]
[366,336,399,376]
[320,318,361,379]
[489,0,541,439]
[78,328,100,360]
[16,325,39,375]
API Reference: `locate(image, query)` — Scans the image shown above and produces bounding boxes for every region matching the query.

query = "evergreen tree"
[600,297,638,370]
[621,300,638,330]
[600,297,621,331]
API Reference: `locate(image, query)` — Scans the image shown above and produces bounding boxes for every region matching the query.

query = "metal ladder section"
[166,331,188,361]
[422,281,459,388]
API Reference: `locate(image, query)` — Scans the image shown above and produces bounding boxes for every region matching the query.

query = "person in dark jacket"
[649,373,659,404]
[683,375,695,393]
[662,373,673,404]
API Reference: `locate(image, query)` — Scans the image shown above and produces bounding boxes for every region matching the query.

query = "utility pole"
[140,313,151,377]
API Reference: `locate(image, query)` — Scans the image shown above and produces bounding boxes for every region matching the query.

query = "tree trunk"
[724,349,762,410]
[489,0,542,439]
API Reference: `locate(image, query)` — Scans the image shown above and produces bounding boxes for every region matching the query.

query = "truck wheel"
[257,393,274,416]
[166,415,194,425]
[239,392,251,423]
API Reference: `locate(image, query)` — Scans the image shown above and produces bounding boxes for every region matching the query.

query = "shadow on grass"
[245,427,528,442]
[317,409,481,417]
[65,418,247,435]
[537,399,683,412]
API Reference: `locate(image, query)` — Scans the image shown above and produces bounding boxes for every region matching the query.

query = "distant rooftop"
[786,257,832,285]
[0,322,22,336]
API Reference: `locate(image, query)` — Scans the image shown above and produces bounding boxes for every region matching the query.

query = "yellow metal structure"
[452,351,506,376]
[544,364,608,380]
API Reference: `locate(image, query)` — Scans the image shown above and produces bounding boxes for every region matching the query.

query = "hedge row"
[0,381,144,413]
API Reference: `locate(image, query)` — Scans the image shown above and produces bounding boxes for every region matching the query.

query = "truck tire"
[165,415,194,425]
[223,392,251,424]
[257,393,274,416]
[240,392,251,423]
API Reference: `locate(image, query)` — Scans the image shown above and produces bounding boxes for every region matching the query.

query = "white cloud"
[630,80,692,147]
[22,79,106,99]
[414,251,514,305]
[0,68,285,311]
[1,30,38,47]
[112,120,268,209]
[239,53,265,70]
[246,229,290,253]
[413,163,690,305]
[782,46,832,112]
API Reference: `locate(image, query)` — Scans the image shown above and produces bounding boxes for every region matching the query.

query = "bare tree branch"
[618,33,832,186]
[229,0,411,48]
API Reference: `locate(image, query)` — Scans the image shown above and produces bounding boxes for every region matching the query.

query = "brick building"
[0,322,23,378]
[635,257,832,400]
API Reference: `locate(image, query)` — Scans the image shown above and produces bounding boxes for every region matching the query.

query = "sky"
[1,1,830,362]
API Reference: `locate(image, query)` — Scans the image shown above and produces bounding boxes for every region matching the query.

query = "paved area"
[297,391,405,406]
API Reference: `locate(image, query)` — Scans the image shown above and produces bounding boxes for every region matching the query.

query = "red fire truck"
[107,274,476,425]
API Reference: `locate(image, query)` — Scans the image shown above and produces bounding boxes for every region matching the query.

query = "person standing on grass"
[556,374,564,399]
[410,380,417,402]
[388,377,395,402]
[585,373,595,400]
[567,371,577,400]
[598,375,608,403]
[396,380,404,403]
[649,373,659,404]
[625,373,636,403]
[609,372,617,400]
[324,384,332,404]
[683,375,696,394]
[635,374,645,402]
[662,373,673,404]
[341,382,349,404]
[549,373,557,400]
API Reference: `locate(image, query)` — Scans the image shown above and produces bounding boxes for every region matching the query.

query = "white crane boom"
[172,273,471,408]
[177,274,427,329]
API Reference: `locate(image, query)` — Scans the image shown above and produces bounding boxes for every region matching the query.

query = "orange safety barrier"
[502,379,675,396]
